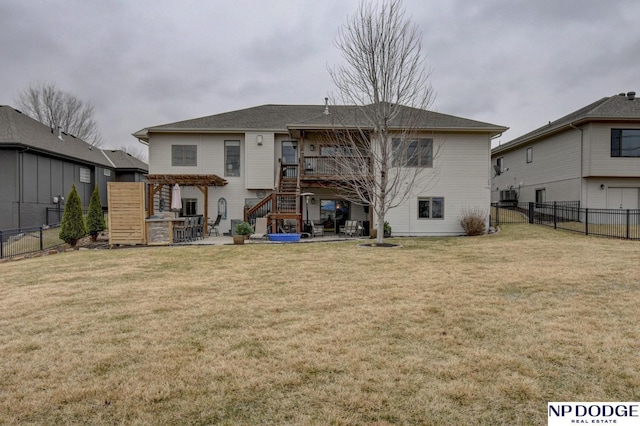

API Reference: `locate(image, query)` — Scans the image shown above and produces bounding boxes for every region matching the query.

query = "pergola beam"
[145,174,228,236]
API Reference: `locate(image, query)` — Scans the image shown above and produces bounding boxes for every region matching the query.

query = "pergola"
[145,174,228,236]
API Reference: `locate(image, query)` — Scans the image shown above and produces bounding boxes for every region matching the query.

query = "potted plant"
[233,222,253,244]
[383,221,392,238]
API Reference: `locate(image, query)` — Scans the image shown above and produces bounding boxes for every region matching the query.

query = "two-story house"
[491,92,640,209]
[0,105,148,230]
[134,103,506,236]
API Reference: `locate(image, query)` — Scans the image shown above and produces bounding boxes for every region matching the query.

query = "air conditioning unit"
[500,190,518,202]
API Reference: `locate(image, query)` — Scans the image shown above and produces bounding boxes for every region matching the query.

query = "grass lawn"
[1,225,639,425]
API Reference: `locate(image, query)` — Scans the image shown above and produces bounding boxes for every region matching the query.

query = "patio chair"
[249,217,268,240]
[342,220,359,237]
[312,222,324,237]
[208,214,222,236]
[195,216,204,240]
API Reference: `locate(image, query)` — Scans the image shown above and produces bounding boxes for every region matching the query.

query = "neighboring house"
[133,103,506,236]
[491,92,640,209]
[0,105,148,230]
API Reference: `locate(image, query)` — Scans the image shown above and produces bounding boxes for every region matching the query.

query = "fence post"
[626,209,630,240]
[528,202,534,224]
[0,230,3,259]
[495,203,499,226]
[585,209,589,236]
[40,227,44,251]
[553,201,557,229]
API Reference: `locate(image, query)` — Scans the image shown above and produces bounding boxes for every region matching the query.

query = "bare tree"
[16,82,103,147]
[327,0,437,244]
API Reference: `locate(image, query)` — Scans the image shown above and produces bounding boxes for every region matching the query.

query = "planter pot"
[233,235,245,245]
[384,231,391,238]
[370,229,377,239]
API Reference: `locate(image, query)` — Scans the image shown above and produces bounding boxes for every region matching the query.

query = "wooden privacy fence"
[107,182,146,245]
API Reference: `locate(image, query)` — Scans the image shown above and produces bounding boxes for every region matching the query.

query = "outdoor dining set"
[173,215,206,243]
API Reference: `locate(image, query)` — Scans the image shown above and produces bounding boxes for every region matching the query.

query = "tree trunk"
[376,211,385,245]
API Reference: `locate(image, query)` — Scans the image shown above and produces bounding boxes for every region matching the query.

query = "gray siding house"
[491,92,640,209]
[0,105,148,230]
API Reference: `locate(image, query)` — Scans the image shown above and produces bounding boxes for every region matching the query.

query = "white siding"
[491,129,582,203]
[388,133,491,236]
[586,123,640,177]
[245,132,275,189]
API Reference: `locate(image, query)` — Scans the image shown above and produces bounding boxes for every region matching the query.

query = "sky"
[2,0,640,158]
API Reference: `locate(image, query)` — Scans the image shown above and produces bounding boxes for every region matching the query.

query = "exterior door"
[607,187,639,209]
[282,141,297,164]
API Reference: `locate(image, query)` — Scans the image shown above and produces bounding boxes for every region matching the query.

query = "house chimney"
[323,97,329,115]
[627,91,636,100]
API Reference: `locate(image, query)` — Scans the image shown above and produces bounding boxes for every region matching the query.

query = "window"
[418,197,444,219]
[392,138,433,167]
[611,129,640,157]
[182,198,197,216]
[526,147,533,163]
[535,189,546,204]
[496,157,504,172]
[225,140,240,176]
[172,145,197,166]
[80,167,91,183]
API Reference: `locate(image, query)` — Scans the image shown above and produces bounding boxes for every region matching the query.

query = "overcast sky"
[2,0,639,157]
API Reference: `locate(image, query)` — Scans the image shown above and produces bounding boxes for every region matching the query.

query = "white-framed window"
[172,145,197,166]
[497,157,504,172]
[526,147,533,163]
[182,198,197,216]
[392,138,433,167]
[103,169,111,176]
[225,140,240,177]
[79,167,91,183]
[418,197,444,219]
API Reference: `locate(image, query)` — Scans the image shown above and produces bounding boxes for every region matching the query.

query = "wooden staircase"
[244,162,302,233]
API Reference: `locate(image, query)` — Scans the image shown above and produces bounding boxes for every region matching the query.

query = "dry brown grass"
[1,225,639,425]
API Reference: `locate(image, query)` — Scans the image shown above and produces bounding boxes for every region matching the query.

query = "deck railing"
[301,156,372,178]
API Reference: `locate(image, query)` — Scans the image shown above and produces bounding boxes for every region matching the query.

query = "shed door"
[607,187,639,209]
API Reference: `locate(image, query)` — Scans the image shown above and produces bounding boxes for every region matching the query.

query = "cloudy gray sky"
[2,0,639,156]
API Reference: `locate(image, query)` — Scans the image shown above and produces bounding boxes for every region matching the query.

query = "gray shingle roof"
[493,92,640,154]
[101,150,148,171]
[134,103,507,139]
[1,105,149,172]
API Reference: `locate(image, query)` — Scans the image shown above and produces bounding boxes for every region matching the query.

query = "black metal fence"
[491,201,640,240]
[0,224,65,260]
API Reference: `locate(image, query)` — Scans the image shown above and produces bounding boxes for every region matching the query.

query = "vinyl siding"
[491,128,582,203]
[245,132,275,189]
[587,123,640,177]
[387,133,491,236]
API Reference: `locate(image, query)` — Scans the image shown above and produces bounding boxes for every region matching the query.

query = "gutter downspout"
[17,146,30,229]
[569,122,584,206]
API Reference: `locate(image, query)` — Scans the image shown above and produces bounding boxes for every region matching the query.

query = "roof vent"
[57,126,64,141]
[323,97,329,115]
[627,91,636,100]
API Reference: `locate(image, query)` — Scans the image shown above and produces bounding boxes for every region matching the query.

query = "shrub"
[86,186,106,241]
[460,207,487,236]
[235,222,254,236]
[59,184,87,246]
